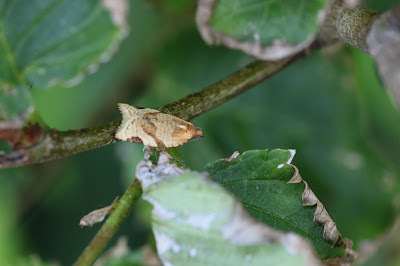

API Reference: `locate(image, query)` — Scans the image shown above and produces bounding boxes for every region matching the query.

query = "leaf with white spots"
[0,0,128,122]
[136,152,319,266]
[205,149,347,259]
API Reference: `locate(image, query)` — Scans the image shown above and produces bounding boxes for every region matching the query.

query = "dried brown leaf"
[79,198,118,227]
[221,151,240,162]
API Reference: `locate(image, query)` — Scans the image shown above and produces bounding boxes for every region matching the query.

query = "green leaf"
[0,84,32,121]
[33,0,161,130]
[137,154,318,266]
[197,0,329,60]
[0,0,127,120]
[205,149,345,259]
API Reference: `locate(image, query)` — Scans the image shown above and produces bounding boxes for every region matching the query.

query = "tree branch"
[0,54,306,169]
[74,178,143,266]
[319,0,380,53]
[319,1,400,110]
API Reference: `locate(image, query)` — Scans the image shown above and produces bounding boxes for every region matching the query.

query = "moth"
[115,103,204,147]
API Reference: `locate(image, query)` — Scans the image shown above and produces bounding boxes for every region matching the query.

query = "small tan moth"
[115,103,204,147]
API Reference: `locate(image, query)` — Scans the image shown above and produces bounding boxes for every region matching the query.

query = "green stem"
[74,178,143,266]
[0,54,304,169]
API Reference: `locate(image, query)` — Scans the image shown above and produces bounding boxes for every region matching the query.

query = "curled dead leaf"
[79,198,118,227]
[221,151,240,162]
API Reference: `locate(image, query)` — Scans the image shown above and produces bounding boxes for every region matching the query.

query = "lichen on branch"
[319,0,379,52]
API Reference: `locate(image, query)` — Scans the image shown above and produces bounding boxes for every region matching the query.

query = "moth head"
[195,127,204,138]
[173,124,204,141]
[186,126,204,140]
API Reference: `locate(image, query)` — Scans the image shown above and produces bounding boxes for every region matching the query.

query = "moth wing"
[117,103,138,121]
[124,122,157,146]
[148,113,195,147]
[118,103,159,119]
[116,104,203,147]
[115,116,140,141]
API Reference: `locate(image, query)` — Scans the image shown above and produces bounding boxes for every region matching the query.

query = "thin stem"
[0,54,304,169]
[74,178,143,266]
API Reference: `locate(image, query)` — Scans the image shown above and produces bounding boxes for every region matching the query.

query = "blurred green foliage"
[1,0,400,265]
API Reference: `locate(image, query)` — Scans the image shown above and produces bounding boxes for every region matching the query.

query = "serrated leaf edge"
[136,152,320,266]
[288,165,341,245]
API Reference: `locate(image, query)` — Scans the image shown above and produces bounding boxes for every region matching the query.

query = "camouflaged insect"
[115,103,204,147]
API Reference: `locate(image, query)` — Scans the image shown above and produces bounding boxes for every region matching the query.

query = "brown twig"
[0,53,306,169]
